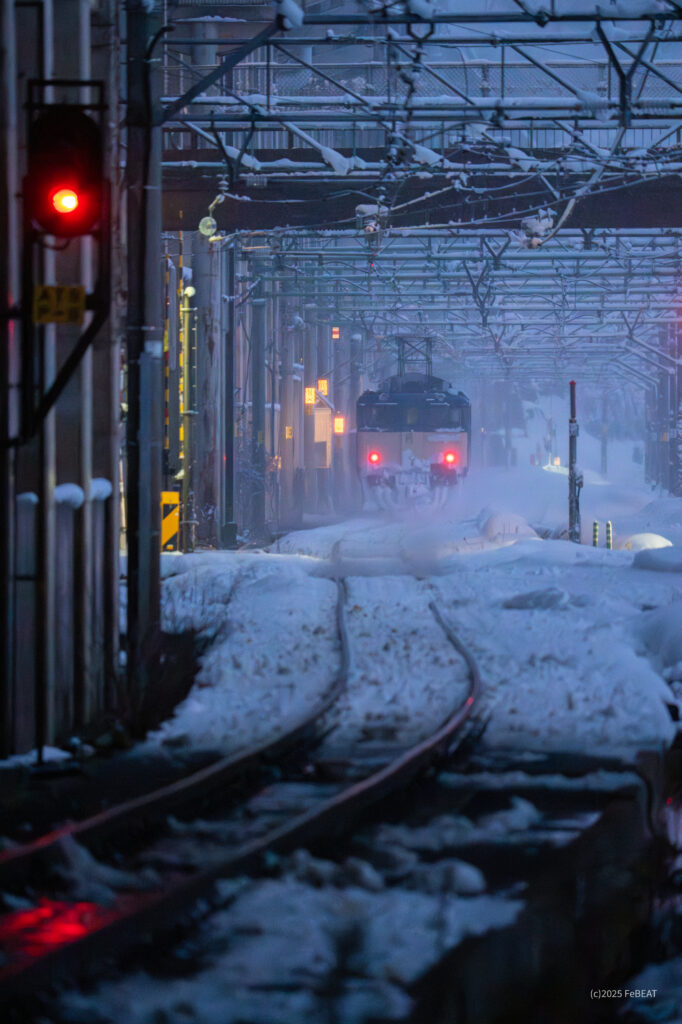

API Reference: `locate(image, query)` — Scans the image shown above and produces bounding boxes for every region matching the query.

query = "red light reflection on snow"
[0,898,110,959]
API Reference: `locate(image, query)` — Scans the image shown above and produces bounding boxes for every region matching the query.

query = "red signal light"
[368,451,381,464]
[51,188,79,214]
[444,451,458,465]
[24,106,104,238]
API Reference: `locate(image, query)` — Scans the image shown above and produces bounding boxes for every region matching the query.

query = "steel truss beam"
[225,222,680,383]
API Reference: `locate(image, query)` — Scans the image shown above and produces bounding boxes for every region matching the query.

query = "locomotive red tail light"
[368,451,381,464]
[444,451,458,465]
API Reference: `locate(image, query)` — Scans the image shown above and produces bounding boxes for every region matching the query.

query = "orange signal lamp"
[317,378,328,396]
[333,415,345,435]
[368,451,381,464]
[304,387,316,405]
[51,187,79,214]
[331,326,340,339]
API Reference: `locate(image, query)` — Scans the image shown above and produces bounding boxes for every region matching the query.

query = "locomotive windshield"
[358,401,468,432]
[358,403,400,429]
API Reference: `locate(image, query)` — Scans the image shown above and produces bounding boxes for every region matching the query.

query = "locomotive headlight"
[368,451,381,465]
[444,451,458,466]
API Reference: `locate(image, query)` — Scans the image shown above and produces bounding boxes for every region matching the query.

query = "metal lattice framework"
[163,0,682,201]
[162,1,682,389]
[234,226,682,388]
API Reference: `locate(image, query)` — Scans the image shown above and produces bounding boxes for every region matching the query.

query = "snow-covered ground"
[140,552,340,754]
[58,861,523,1024]
[51,412,682,1024]
[128,430,682,764]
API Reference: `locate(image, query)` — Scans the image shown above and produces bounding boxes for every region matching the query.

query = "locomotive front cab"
[357,373,471,495]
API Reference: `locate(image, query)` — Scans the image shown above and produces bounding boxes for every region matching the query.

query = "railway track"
[0,575,482,1009]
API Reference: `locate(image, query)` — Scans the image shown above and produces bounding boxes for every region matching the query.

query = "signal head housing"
[24,105,104,238]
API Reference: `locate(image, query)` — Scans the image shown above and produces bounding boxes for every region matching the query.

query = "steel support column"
[221,246,237,546]
[0,0,18,755]
[333,327,350,512]
[194,234,222,544]
[349,330,363,509]
[278,273,299,529]
[126,0,163,704]
[250,296,267,540]
[601,394,608,477]
[303,302,316,511]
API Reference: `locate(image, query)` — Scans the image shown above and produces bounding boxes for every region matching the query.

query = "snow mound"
[55,835,158,905]
[636,603,682,674]
[405,858,486,896]
[502,586,569,610]
[481,512,538,543]
[477,797,542,834]
[619,533,672,552]
[633,546,682,573]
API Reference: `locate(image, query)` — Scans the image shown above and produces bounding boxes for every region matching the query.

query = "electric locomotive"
[357,369,471,502]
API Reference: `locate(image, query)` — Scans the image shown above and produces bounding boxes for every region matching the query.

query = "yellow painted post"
[161,492,180,552]
[593,521,599,547]
[606,520,613,550]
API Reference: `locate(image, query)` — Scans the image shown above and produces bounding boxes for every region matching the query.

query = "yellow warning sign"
[285,426,293,440]
[32,285,86,325]
[161,491,180,551]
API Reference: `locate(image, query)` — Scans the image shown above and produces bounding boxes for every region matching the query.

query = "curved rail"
[0,597,480,1000]
[0,578,350,888]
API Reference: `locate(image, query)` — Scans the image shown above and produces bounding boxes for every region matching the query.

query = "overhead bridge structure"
[161,0,682,227]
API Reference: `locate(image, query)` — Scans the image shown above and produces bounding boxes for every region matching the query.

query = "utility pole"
[568,380,583,544]
[126,0,163,705]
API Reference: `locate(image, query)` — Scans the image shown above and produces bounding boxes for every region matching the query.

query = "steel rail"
[0,578,351,891]
[0,594,481,1000]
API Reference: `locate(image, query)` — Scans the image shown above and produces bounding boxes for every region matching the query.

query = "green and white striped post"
[606,521,613,550]
[593,521,599,547]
